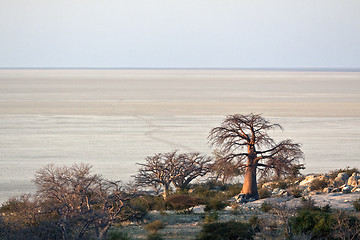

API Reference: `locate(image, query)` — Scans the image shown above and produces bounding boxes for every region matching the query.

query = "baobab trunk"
[241,164,259,200]
[163,184,170,200]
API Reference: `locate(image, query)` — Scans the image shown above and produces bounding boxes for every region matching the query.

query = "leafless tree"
[172,152,212,190]
[135,151,212,199]
[34,163,131,239]
[208,113,304,200]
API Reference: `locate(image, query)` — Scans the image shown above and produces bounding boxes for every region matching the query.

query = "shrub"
[309,178,329,191]
[274,181,288,189]
[106,230,131,240]
[261,202,272,212]
[258,188,271,199]
[203,212,219,223]
[165,194,199,212]
[290,210,334,238]
[144,220,166,235]
[353,198,360,211]
[130,195,164,211]
[197,220,255,240]
[287,186,303,198]
[204,196,227,212]
[226,183,243,197]
[299,197,318,211]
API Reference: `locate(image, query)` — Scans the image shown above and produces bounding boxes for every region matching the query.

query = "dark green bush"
[258,187,271,199]
[226,184,243,197]
[290,210,334,239]
[204,196,227,212]
[165,194,199,212]
[130,195,165,211]
[197,220,255,240]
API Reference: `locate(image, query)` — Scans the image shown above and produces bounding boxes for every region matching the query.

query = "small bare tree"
[34,163,131,239]
[135,151,212,199]
[208,113,304,200]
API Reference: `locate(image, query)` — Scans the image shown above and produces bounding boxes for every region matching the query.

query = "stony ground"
[117,192,360,240]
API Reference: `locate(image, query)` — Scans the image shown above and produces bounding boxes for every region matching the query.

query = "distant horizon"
[1,67,360,72]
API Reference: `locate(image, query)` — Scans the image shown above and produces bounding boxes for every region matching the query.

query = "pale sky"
[0,0,359,69]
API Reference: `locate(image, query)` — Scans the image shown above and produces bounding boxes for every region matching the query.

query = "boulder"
[333,172,350,187]
[347,173,360,187]
[342,185,353,194]
[299,174,318,186]
[192,205,205,213]
[323,187,333,194]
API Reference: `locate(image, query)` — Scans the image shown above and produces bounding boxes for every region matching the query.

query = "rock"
[262,182,275,189]
[323,187,333,193]
[342,185,353,194]
[235,194,247,204]
[334,172,350,187]
[331,187,341,193]
[353,188,360,192]
[299,174,318,186]
[347,173,360,187]
[272,188,280,195]
[192,205,205,213]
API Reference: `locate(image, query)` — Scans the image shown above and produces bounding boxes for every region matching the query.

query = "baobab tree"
[208,113,304,200]
[135,151,212,199]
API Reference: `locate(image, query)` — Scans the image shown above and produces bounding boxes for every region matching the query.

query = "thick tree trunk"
[241,165,259,200]
[163,184,170,200]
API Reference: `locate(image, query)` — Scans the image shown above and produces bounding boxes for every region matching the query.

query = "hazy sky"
[0,0,359,69]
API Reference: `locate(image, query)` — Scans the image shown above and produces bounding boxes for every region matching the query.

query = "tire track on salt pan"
[135,115,195,152]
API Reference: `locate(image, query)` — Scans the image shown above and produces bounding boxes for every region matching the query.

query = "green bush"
[144,220,166,235]
[204,196,227,212]
[290,210,334,238]
[197,220,255,240]
[130,195,165,211]
[353,198,360,211]
[258,187,271,199]
[165,194,199,212]
[226,183,243,197]
[203,212,219,223]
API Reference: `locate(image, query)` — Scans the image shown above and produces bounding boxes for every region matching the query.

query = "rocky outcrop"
[333,172,350,187]
[347,172,360,188]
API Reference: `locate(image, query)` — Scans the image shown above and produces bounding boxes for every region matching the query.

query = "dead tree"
[208,113,304,200]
